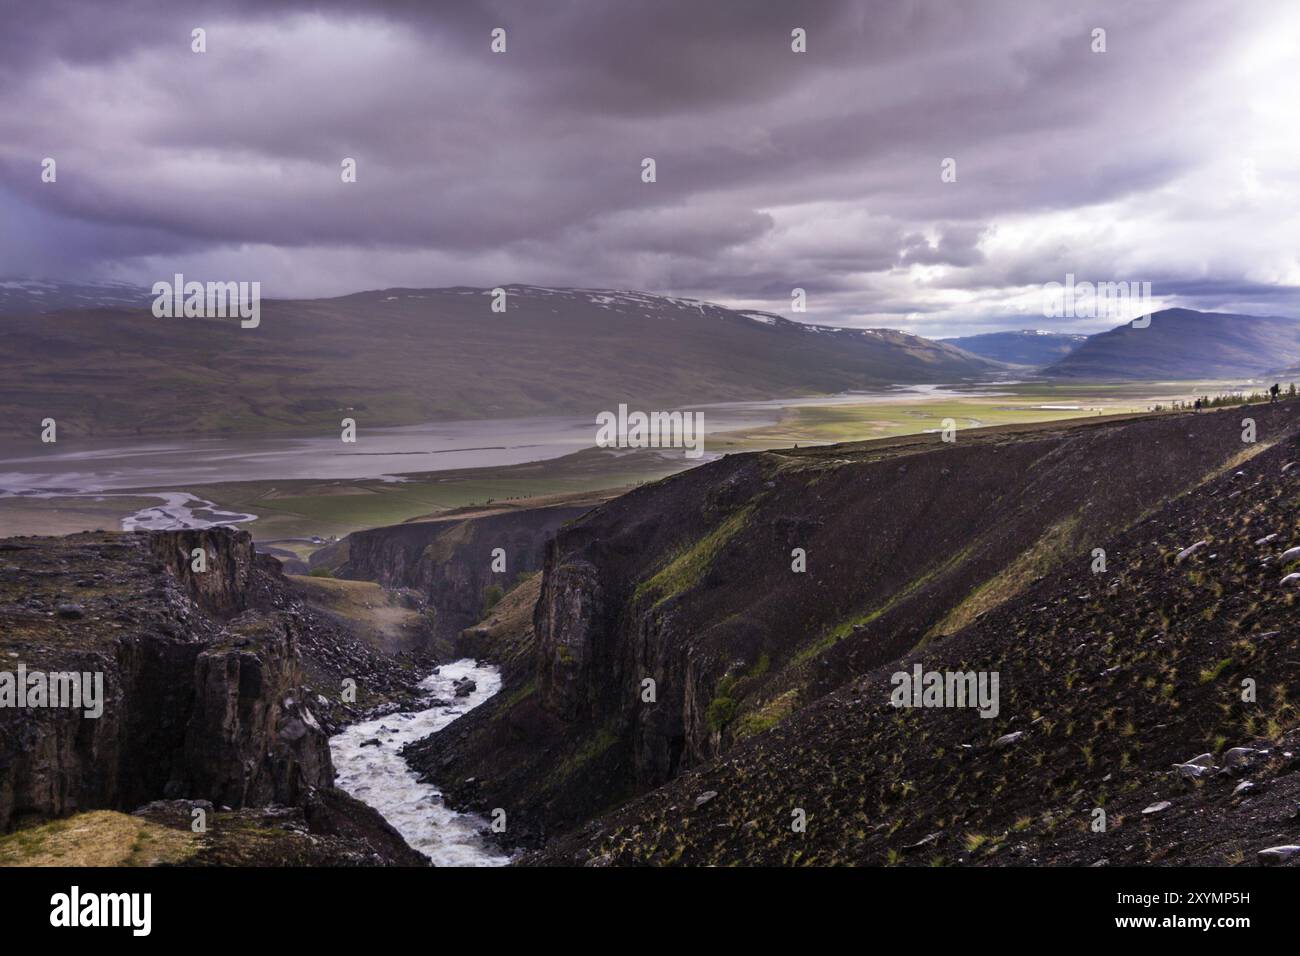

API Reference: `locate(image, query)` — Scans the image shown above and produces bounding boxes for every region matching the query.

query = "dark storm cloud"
[0,0,1295,335]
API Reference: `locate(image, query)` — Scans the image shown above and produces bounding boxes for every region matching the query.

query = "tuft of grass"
[734,688,800,739]
[705,695,738,732]
[553,725,619,781]
[481,583,504,616]
[1198,658,1232,684]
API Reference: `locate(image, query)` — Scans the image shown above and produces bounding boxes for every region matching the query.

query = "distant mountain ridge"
[1045,308,1300,380]
[0,282,1006,438]
[0,277,151,316]
[940,329,1088,367]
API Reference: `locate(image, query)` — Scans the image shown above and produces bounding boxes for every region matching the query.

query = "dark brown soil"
[405,400,1300,864]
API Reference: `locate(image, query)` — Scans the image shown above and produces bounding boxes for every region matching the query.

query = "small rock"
[1281,573,1300,587]
[1255,534,1279,546]
[1279,546,1300,564]
[1142,801,1171,814]
[1257,845,1300,866]
[360,738,381,748]
[1175,541,1207,564]
[56,603,85,620]
[694,790,718,810]
[1223,747,1262,769]
[993,732,1024,748]
[1232,781,1256,796]
[904,832,940,851]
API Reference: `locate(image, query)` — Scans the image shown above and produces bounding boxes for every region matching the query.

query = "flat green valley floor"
[0,380,1274,543]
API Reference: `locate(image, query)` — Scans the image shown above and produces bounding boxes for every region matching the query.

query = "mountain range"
[940,329,1087,366]
[0,278,152,316]
[1044,308,1300,380]
[0,284,1004,437]
[3,281,1299,440]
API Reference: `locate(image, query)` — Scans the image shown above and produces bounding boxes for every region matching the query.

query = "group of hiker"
[1191,383,1282,412]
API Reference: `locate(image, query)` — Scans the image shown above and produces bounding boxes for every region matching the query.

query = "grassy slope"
[0,811,196,867]
[531,425,1300,866]
[419,399,1300,855]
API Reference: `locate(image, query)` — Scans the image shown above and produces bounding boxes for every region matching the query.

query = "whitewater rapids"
[328,659,512,867]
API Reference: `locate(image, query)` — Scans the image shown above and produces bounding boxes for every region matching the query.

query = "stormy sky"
[0,0,1296,336]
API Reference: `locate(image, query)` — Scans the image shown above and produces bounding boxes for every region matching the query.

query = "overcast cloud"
[0,0,1296,335]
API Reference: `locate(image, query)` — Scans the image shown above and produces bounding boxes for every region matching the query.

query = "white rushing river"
[329,659,512,867]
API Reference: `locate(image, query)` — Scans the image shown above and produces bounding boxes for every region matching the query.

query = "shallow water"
[0,385,999,530]
[0,385,992,495]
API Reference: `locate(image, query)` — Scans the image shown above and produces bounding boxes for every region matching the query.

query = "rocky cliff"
[335,504,592,652]
[0,528,417,842]
[532,414,1300,865]
[408,401,1300,851]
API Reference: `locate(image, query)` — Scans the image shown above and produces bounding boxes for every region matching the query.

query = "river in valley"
[0,384,1007,530]
[328,659,511,867]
